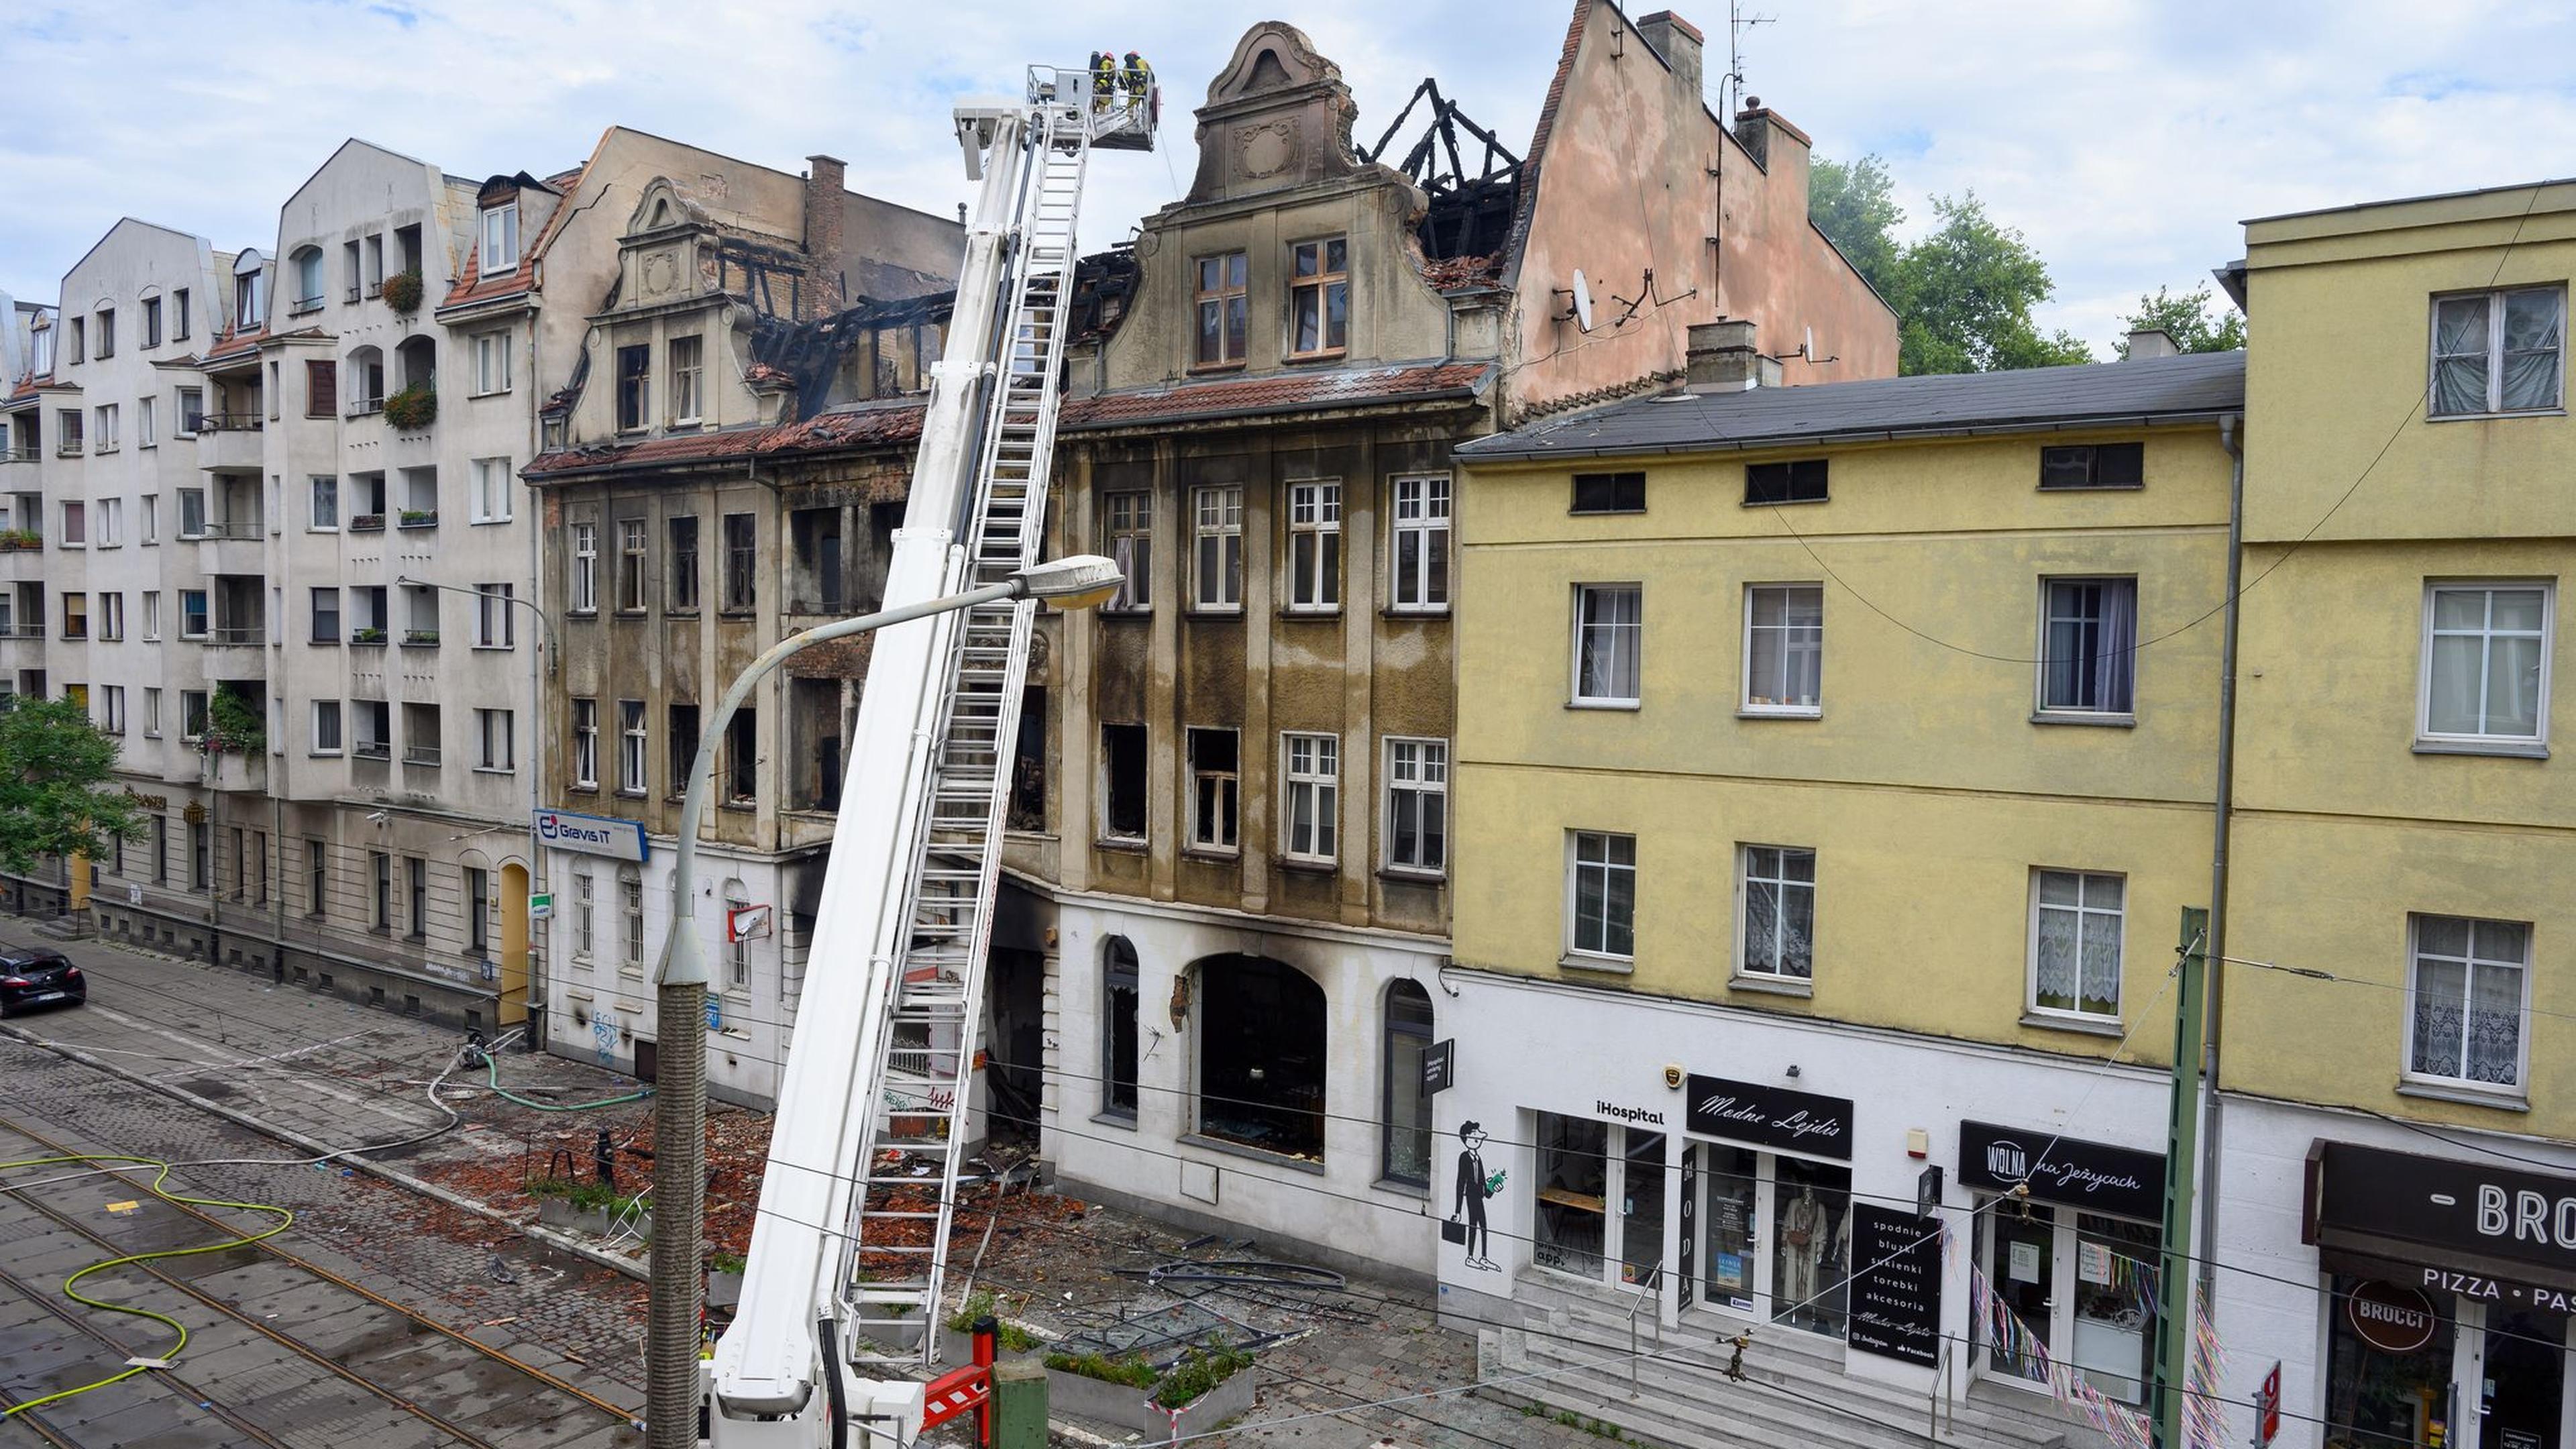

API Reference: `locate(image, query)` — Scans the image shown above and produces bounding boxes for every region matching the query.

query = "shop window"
[2326,1277,2459,1449]
[1102,936,1138,1119]
[1977,1200,2162,1405]
[1699,1145,1760,1312]
[1195,955,1324,1161]
[1534,1113,1609,1281]
[1381,981,1433,1186]
[1772,1155,1849,1336]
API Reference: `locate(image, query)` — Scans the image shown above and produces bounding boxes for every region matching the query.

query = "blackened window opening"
[1196,955,1326,1159]
[1746,460,1829,505]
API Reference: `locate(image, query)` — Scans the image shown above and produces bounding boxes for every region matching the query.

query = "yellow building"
[2215,179,2576,1449]
[1437,321,2244,1444]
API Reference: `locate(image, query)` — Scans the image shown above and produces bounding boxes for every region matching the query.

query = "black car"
[0,948,85,1016]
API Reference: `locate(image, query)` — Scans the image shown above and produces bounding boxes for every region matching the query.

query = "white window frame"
[309,475,339,531]
[142,591,160,640]
[311,700,343,755]
[1382,736,1448,877]
[670,335,704,425]
[1280,731,1340,863]
[101,685,125,735]
[2027,868,2126,1022]
[1566,830,1637,963]
[1192,485,1243,611]
[476,708,516,773]
[96,497,122,547]
[1735,844,1817,982]
[480,202,520,274]
[95,403,119,452]
[2035,576,2138,718]
[1741,582,1824,716]
[2427,286,2565,419]
[570,521,598,612]
[472,457,513,524]
[621,869,645,974]
[572,699,599,788]
[1389,474,1451,613]
[1571,584,1644,708]
[619,699,648,796]
[98,592,124,641]
[179,589,208,639]
[180,689,209,744]
[2416,581,2553,752]
[1103,492,1152,612]
[144,687,162,737]
[1186,727,1239,854]
[618,519,649,611]
[142,495,158,545]
[2404,913,2532,1094]
[572,872,595,963]
[472,332,513,396]
[138,396,156,448]
[1285,479,1342,612]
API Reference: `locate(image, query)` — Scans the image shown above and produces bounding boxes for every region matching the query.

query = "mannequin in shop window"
[1782,1184,1825,1311]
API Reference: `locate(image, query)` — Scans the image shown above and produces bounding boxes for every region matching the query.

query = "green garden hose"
[478,1051,653,1112]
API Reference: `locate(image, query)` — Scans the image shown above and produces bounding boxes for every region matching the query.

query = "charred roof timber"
[1361,78,1523,266]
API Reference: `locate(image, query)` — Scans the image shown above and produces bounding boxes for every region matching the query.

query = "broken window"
[1102,936,1139,1118]
[790,678,843,812]
[1008,687,1047,831]
[2039,442,2144,490]
[1196,955,1326,1160]
[1102,492,1151,612]
[722,513,757,612]
[1746,459,1829,506]
[1100,722,1146,842]
[790,508,844,613]
[1187,727,1238,852]
[1289,237,1349,358]
[617,519,648,611]
[726,706,757,804]
[1571,471,1646,515]
[668,703,701,797]
[616,343,650,431]
[571,698,598,787]
[1194,253,1248,367]
[667,516,700,611]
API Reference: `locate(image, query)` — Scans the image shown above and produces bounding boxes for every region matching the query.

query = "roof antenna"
[1724,0,1774,117]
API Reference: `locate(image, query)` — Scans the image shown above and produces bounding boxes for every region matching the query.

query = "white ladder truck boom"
[706,66,1154,1449]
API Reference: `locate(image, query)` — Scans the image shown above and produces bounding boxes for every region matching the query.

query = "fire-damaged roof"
[1062,361,1493,431]
[1362,76,1521,286]
[523,398,928,480]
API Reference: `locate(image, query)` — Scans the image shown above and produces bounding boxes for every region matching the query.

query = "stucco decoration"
[642,250,679,299]
[1187,22,1358,204]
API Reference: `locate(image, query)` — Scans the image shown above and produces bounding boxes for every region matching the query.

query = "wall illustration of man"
[1452,1120,1503,1271]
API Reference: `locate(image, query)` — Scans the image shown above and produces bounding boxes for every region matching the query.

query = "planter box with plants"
[0,528,40,551]
[707,1250,747,1309]
[527,1177,651,1240]
[397,508,437,528]
[1040,1345,1256,1437]
[382,269,424,314]
[938,1291,1044,1365]
[382,384,436,430]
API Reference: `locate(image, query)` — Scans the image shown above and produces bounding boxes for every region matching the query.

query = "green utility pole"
[2154,907,2210,1449]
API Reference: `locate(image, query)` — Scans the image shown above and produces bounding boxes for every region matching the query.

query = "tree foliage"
[2117,284,2247,357]
[1809,160,2096,376]
[0,696,146,876]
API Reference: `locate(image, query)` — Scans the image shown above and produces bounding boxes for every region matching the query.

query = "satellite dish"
[1570,270,1595,333]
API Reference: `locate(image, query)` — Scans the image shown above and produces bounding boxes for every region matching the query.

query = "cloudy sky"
[7,0,2573,353]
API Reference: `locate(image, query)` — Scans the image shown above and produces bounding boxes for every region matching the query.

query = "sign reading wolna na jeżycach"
[1684,1074,1854,1160]
[533,809,649,863]
[1957,1119,2164,1222]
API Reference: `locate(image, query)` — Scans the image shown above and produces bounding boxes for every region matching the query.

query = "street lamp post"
[646,555,1121,1446]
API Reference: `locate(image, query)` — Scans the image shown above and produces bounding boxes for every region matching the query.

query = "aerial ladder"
[704,64,1155,1449]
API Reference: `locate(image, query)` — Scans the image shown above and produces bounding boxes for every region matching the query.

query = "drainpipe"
[2196,412,2245,1303]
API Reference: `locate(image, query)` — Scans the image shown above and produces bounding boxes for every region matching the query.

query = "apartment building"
[2214,179,2576,1449]
[522,133,959,1101]
[1005,3,1894,1281]
[1442,344,2245,1446]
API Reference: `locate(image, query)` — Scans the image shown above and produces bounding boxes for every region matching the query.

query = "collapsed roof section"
[1361,77,1523,282]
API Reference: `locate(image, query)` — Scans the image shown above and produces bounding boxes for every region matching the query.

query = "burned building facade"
[1002,5,1895,1279]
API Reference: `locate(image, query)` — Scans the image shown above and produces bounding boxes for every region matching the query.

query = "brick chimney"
[802,154,847,320]
[1686,319,1781,392]
[1636,11,1705,111]
[1733,97,1813,211]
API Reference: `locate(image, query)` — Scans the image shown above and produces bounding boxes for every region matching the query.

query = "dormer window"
[1288,237,1348,359]
[1195,253,1248,368]
[235,270,263,329]
[482,203,521,274]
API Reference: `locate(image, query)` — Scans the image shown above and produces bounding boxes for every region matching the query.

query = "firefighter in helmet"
[1121,51,1154,112]
[1091,50,1117,111]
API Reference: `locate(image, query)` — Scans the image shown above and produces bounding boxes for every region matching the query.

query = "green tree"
[0,696,146,876]
[1886,193,2094,376]
[2117,284,2246,356]
[1807,154,1904,299]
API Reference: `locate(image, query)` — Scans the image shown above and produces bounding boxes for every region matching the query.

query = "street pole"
[645,557,1120,1449]
[2155,906,2210,1449]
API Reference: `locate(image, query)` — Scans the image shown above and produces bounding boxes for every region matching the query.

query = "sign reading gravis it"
[1684,1074,1854,1159]
[533,810,650,863]
[1957,1119,2164,1222]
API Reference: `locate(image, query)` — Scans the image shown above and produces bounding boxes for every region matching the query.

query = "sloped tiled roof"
[522,400,928,478]
[1061,361,1492,431]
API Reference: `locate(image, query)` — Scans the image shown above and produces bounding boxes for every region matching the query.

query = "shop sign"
[2344,1279,2439,1354]
[2312,1140,2576,1289]
[2255,1361,2282,1448]
[533,808,649,863]
[1846,1203,1942,1366]
[1684,1075,1853,1160]
[1957,1120,2163,1222]
[1421,1039,1454,1095]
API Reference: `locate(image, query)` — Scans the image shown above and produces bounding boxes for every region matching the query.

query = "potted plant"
[0,527,39,549]
[403,627,439,646]
[398,508,437,527]
[383,383,437,430]
[382,269,424,314]
[351,625,387,644]
[707,1250,747,1308]
[199,690,266,757]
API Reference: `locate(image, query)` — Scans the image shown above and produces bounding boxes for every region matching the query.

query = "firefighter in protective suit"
[1122,51,1153,112]
[1091,50,1117,112]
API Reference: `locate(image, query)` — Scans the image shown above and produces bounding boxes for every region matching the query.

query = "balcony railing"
[396,509,437,529]
[201,414,264,432]
[402,744,441,767]
[350,513,386,533]
[401,628,440,647]
[56,441,83,458]
[288,295,325,317]
[1,623,42,639]
[206,625,265,645]
[2,447,36,463]
[344,398,384,419]
[350,627,388,645]
[353,741,392,761]
[198,519,262,541]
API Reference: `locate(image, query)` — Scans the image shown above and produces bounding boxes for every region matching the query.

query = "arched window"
[1102,936,1139,1118]
[395,335,436,392]
[1381,981,1434,1185]
[346,345,384,411]
[1195,954,1326,1160]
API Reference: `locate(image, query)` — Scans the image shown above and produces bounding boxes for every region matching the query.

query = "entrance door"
[2481,1307,2567,1449]
[1619,1131,1666,1289]
[1986,1203,2058,1387]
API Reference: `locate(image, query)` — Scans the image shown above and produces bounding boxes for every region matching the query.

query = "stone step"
[1500,1331,1949,1449]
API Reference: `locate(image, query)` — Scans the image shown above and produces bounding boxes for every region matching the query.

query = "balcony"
[350,513,386,533]
[402,743,441,767]
[400,629,440,648]
[0,531,39,553]
[196,519,264,574]
[344,398,384,420]
[204,751,268,794]
[0,623,43,644]
[350,627,389,646]
[205,625,266,647]
[3,447,36,464]
[353,740,392,761]
[196,420,262,472]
